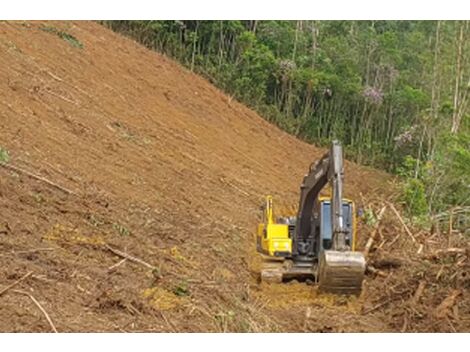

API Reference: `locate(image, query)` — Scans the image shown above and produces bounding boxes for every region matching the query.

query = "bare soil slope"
[0,21,467,332]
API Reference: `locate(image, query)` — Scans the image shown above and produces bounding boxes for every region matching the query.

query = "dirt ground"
[0,21,468,332]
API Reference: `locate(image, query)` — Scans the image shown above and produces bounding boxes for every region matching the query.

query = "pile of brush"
[359,202,469,332]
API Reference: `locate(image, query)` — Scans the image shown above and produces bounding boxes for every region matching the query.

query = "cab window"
[320,201,353,249]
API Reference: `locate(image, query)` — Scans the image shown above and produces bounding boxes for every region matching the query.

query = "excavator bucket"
[317,250,366,295]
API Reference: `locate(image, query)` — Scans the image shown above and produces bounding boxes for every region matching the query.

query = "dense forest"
[103,21,470,222]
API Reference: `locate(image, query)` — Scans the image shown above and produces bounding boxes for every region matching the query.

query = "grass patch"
[40,25,83,49]
[87,214,105,227]
[172,281,190,297]
[113,223,130,236]
[32,192,45,204]
[0,147,10,163]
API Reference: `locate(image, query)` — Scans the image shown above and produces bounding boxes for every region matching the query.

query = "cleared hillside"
[0,21,467,332]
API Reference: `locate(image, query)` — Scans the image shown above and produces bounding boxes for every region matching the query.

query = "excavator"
[256,140,366,295]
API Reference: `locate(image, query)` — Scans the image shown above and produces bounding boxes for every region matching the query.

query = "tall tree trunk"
[190,21,199,72]
[286,21,301,118]
[451,21,465,134]
[311,21,318,69]
[218,21,224,69]
[431,21,441,118]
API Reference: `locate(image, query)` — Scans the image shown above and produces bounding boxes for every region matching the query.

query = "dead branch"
[366,265,388,278]
[108,258,127,271]
[15,248,56,255]
[417,244,424,254]
[104,244,155,270]
[377,239,387,250]
[388,202,416,243]
[433,290,462,319]
[435,265,445,280]
[446,317,457,332]
[411,280,426,304]
[388,233,401,248]
[0,162,75,195]
[400,315,408,333]
[303,307,312,332]
[159,311,177,332]
[364,206,387,257]
[44,89,78,105]
[427,248,468,259]
[435,248,467,256]
[362,298,393,314]
[219,177,250,197]
[0,271,33,296]
[13,290,58,333]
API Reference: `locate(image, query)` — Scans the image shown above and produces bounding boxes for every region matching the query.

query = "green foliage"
[363,208,377,226]
[402,178,428,217]
[87,214,105,227]
[396,155,429,217]
[172,281,190,296]
[428,131,470,211]
[40,25,83,48]
[32,192,45,204]
[113,223,130,236]
[103,20,470,216]
[0,147,10,163]
[396,155,419,178]
[395,85,429,109]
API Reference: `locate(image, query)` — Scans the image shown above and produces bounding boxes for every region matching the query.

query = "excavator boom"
[294,141,365,294]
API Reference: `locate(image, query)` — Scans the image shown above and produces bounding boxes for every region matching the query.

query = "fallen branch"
[0,162,75,195]
[108,258,127,271]
[0,271,33,297]
[435,265,445,281]
[44,89,78,105]
[411,280,426,304]
[427,248,467,259]
[417,244,424,254]
[388,203,416,243]
[219,177,250,197]
[388,233,401,248]
[433,290,462,319]
[13,290,58,333]
[105,244,155,270]
[435,248,467,256]
[362,298,392,314]
[15,248,56,255]
[400,315,408,333]
[366,265,388,278]
[364,206,387,257]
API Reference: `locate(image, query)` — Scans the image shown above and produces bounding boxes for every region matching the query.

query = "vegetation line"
[103,20,469,222]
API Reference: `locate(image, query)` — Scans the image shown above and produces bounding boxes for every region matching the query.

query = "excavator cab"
[315,197,356,252]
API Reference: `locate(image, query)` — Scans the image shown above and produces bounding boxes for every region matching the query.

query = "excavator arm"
[294,140,365,295]
[294,141,348,255]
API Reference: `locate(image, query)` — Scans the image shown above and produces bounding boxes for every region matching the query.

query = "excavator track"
[260,258,317,283]
[317,250,366,295]
[260,259,284,283]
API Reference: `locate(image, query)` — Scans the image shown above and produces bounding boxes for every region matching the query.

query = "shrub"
[402,178,428,217]
[0,147,10,163]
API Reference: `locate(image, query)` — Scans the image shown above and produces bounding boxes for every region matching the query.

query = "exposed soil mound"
[0,21,467,332]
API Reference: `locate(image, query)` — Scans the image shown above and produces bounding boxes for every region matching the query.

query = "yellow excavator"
[256,140,365,295]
